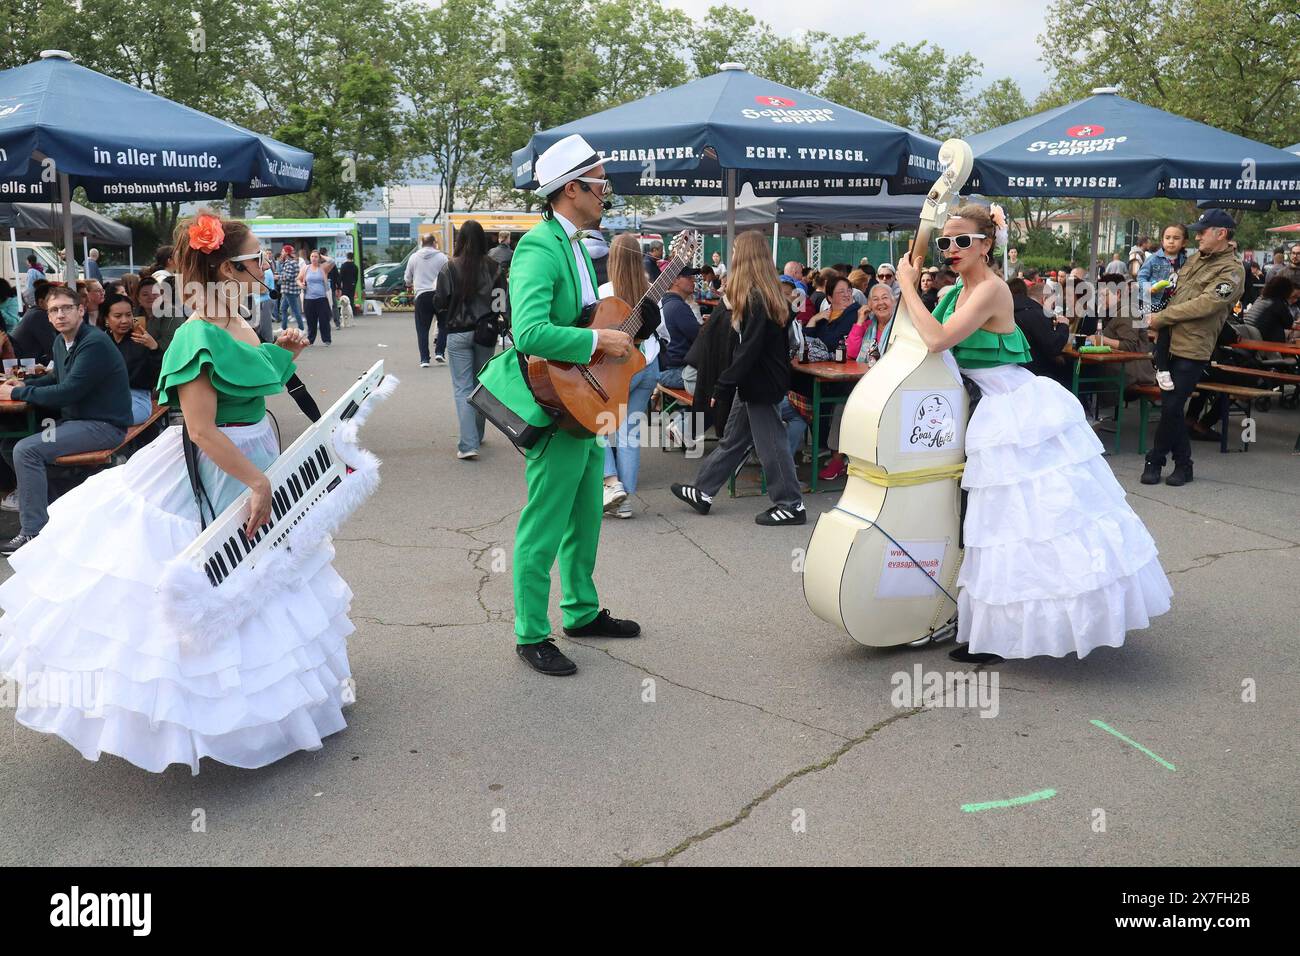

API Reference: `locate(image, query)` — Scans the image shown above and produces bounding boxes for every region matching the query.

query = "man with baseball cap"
[1141,209,1244,487]
[476,134,641,677]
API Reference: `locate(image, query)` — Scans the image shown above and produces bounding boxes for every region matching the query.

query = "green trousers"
[513,429,603,644]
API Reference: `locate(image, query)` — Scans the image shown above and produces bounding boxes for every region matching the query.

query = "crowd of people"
[418,209,1298,531]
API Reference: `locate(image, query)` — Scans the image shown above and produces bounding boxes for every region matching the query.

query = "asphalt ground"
[1,309,1295,866]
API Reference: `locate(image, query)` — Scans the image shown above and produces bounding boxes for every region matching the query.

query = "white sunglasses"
[935,234,987,251]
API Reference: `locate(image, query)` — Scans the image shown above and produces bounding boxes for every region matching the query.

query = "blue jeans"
[278,292,303,330]
[657,365,685,390]
[2,419,126,535]
[129,389,153,424]
[603,356,659,494]
[779,397,807,459]
[447,331,495,453]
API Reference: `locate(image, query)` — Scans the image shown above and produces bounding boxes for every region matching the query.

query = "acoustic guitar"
[527,230,698,436]
[803,139,975,647]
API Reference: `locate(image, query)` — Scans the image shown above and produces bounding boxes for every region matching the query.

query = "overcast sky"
[664,0,1054,100]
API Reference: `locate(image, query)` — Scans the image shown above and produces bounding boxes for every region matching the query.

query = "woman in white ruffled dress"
[0,212,389,773]
[894,203,1172,662]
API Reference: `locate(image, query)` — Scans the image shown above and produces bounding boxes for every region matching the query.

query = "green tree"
[23,0,267,238]
[826,42,980,138]
[1039,0,1300,145]
[249,0,406,219]
[396,0,511,219]
[1039,0,1300,242]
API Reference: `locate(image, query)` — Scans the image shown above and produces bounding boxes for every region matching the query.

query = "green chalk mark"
[1091,719,1176,771]
[961,788,1057,813]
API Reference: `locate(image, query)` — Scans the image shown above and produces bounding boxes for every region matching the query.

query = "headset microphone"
[579,181,614,212]
[235,261,272,294]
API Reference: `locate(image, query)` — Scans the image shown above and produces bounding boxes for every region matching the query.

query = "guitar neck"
[617,254,689,336]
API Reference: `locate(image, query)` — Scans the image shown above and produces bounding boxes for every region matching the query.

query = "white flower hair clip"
[988,203,1009,249]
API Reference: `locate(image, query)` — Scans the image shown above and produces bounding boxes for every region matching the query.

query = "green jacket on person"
[476,215,599,428]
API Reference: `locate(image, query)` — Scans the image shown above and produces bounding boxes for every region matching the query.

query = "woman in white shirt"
[600,234,666,519]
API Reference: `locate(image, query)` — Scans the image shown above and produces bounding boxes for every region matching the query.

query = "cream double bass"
[803,139,974,647]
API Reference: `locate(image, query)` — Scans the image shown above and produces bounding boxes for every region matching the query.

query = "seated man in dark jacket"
[1009,278,1072,390]
[657,269,702,390]
[0,285,132,553]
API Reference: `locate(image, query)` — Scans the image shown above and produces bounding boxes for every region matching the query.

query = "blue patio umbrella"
[964,87,1300,267]
[1198,142,1300,212]
[512,64,941,255]
[0,50,314,281]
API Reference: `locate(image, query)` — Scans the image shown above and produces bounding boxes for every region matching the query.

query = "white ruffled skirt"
[0,404,387,774]
[957,364,1172,659]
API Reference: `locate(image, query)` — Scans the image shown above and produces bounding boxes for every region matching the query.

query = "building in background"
[347,183,446,264]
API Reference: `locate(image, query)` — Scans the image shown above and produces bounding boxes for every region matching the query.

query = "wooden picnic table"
[1227,339,1300,358]
[1062,347,1152,453]
[792,359,871,491]
[0,399,38,440]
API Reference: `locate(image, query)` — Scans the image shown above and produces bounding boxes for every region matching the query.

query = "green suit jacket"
[477,216,599,426]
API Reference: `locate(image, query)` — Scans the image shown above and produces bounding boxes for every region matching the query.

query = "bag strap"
[181,419,217,530]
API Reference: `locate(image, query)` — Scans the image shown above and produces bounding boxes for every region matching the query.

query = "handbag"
[473,312,503,348]
[468,349,557,450]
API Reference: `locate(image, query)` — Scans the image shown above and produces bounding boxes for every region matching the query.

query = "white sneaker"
[603,480,627,512]
[434,354,446,365]
[1156,370,1174,391]
[420,361,430,368]
[0,491,17,512]
[457,449,478,460]
[664,418,684,448]
[616,501,633,519]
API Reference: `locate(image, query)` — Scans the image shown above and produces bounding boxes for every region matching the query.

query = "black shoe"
[1140,459,1163,485]
[516,639,577,675]
[1189,425,1222,442]
[671,483,711,515]
[563,608,641,638]
[756,504,806,526]
[948,645,1004,664]
[1165,462,1193,486]
[0,532,36,555]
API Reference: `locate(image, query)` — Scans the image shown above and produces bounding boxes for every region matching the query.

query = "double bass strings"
[829,504,961,606]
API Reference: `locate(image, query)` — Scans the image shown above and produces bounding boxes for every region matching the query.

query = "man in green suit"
[479,134,642,676]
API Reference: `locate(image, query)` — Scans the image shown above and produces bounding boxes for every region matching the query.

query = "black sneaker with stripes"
[755,504,806,526]
[671,483,711,515]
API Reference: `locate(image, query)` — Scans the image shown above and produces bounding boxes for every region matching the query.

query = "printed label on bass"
[898,387,964,454]
[876,539,948,599]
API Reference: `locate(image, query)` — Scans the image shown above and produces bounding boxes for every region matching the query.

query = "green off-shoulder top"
[156,320,296,424]
[933,282,1032,369]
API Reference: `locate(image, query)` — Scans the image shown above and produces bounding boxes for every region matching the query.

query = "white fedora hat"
[534,134,608,197]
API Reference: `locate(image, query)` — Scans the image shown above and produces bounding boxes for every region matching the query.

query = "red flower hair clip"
[188,214,225,254]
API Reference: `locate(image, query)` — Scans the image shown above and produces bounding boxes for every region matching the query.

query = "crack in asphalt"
[1165,542,1300,577]
[563,637,851,742]
[618,707,926,867]
[652,512,730,575]
[334,537,440,550]
[1127,490,1300,546]
[352,615,493,631]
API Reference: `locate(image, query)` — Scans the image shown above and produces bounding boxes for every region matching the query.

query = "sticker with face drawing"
[899,387,964,454]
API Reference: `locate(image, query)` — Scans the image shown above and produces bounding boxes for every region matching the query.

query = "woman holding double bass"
[892,202,1172,662]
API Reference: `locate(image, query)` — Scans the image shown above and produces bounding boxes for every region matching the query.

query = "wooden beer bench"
[53,404,168,471]
[653,384,693,453]
[1133,382,1276,454]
